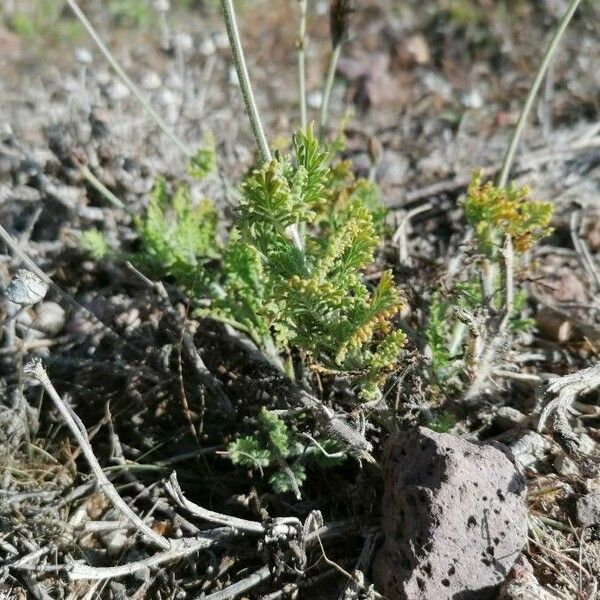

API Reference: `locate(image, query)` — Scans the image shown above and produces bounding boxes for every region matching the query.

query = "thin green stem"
[498,0,583,187]
[65,0,193,159]
[219,0,271,164]
[219,0,305,255]
[78,164,127,211]
[319,43,341,138]
[297,0,308,131]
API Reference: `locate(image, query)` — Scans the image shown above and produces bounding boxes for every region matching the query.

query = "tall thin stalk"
[297,0,308,130]
[219,0,271,164]
[65,0,193,159]
[498,0,583,187]
[319,43,341,138]
[219,0,306,253]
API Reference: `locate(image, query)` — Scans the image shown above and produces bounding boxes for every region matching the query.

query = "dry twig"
[24,358,170,551]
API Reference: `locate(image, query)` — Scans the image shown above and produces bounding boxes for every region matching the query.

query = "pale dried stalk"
[66,533,227,580]
[65,0,193,159]
[219,0,271,164]
[465,236,514,401]
[498,0,584,187]
[319,43,341,137]
[201,519,355,600]
[537,363,600,433]
[569,209,600,295]
[24,359,170,551]
[165,472,264,534]
[166,472,302,539]
[219,0,304,254]
[297,0,308,130]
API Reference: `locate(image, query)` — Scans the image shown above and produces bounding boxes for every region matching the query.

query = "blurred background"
[0,0,599,205]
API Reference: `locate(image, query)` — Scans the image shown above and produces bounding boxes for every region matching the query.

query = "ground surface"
[1,1,600,598]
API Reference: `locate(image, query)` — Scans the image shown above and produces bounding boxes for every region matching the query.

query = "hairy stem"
[219,0,271,164]
[498,0,583,187]
[297,0,308,130]
[219,0,305,253]
[319,43,342,137]
[65,0,193,159]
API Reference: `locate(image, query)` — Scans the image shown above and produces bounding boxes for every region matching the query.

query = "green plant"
[121,128,405,398]
[464,174,553,255]
[188,134,217,180]
[79,127,404,489]
[134,178,220,290]
[425,174,553,384]
[107,0,154,26]
[234,129,404,393]
[7,0,81,42]
[427,411,456,433]
[80,229,110,261]
[228,408,343,496]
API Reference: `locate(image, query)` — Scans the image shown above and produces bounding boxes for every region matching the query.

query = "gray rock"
[199,37,216,56]
[35,301,66,335]
[375,151,409,185]
[494,407,527,432]
[576,493,600,527]
[74,47,93,66]
[499,555,562,600]
[175,32,193,54]
[373,427,527,600]
[510,431,551,470]
[5,269,48,306]
[141,71,162,91]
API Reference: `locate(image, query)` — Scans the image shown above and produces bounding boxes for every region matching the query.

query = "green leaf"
[228,436,270,470]
[259,409,292,457]
[268,463,306,494]
[188,134,216,180]
[134,177,220,291]
[80,229,110,260]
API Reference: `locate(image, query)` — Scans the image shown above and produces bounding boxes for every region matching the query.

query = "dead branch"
[24,358,171,551]
[538,363,600,433]
[165,472,301,538]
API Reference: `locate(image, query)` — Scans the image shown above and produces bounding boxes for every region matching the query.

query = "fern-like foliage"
[227,408,342,495]
[236,128,405,397]
[187,134,216,180]
[80,229,110,260]
[425,173,554,384]
[135,178,220,290]
[114,127,404,398]
[464,173,553,254]
[208,231,271,345]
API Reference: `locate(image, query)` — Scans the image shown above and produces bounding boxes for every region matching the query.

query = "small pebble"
[307,90,323,109]
[74,47,93,65]
[106,80,130,102]
[494,407,527,432]
[35,302,66,335]
[461,89,483,109]
[152,0,170,12]
[5,270,48,306]
[212,31,229,50]
[510,431,551,470]
[175,32,193,54]
[576,493,600,527]
[141,71,162,91]
[165,71,183,90]
[199,37,216,56]
[228,66,239,86]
